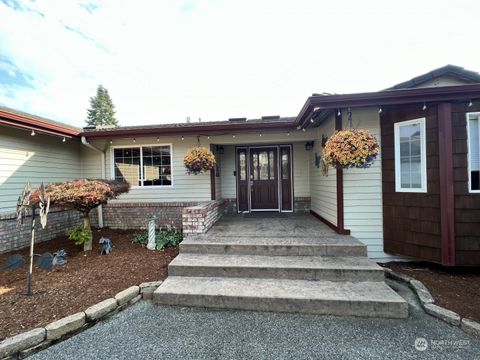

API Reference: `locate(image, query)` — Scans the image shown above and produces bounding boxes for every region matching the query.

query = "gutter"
[81,136,105,228]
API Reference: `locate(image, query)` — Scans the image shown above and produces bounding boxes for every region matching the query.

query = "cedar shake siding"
[452,103,480,265]
[381,104,442,263]
[382,103,480,266]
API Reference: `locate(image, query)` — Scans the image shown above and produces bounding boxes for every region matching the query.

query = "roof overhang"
[82,120,296,139]
[0,109,80,138]
[295,84,480,129]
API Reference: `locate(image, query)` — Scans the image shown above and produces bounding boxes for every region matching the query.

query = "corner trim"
[310,210,351,235]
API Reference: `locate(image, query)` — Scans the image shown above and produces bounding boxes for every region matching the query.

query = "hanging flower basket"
[184,147,216,175]
[322,129,379,169]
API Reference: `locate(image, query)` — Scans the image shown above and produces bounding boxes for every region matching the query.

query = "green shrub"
[67,224,92,246]
[131,230,183,250]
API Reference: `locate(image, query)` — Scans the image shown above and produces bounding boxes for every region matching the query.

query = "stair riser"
[154,293,408,319]
[180,244,367,257]
[168,265,385,282]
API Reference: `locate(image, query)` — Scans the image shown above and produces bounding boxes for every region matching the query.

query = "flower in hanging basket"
[322,129,379,169]
[183,147,216,175]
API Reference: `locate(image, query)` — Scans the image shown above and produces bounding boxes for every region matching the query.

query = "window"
[113,145,172,187]
[467,112,480,192]
[394,118,427,192]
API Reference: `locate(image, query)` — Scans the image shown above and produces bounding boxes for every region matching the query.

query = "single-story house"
[1,65,479,266]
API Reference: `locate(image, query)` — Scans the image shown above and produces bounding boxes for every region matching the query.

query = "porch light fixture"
[469,99,473,107]
[30,130,35,136]
[305,141,314,151]
[422,103,427,111]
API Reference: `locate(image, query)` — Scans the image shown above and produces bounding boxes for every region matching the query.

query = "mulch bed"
[381,262,480,323]
[0,229,178,340]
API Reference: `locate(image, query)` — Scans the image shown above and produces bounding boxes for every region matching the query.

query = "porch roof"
[295,83,480,129]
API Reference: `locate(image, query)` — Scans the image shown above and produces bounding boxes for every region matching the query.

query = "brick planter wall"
[182,200,225,235]
[97,202,198,230]
[0,209,82,254]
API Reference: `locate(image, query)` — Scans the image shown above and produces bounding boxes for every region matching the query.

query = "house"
[1,65,479,266]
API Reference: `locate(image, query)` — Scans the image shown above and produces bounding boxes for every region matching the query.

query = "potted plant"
[183,147,216,175]
[323,129,379,169]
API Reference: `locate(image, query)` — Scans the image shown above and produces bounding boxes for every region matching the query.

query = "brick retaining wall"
[182,200,225,235]
[0,209,82,253]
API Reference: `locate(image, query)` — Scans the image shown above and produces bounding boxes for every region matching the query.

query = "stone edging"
[0,281,163,359]
[384,268,480,339]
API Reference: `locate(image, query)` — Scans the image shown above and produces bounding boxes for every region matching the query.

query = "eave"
[296,84,480,129]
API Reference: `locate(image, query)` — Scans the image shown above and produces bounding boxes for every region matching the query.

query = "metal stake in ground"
[26,205,36,296]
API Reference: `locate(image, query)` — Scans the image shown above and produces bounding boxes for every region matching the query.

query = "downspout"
[81,136,105,228]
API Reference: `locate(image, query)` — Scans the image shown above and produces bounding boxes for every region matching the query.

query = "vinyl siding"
[0,126,81,213]
[81,146,103,179]
[309,114,337,225]
[219,145,236,198]
[341,107,392,259]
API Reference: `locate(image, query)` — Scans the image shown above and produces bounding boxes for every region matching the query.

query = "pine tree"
[86,85,118,127]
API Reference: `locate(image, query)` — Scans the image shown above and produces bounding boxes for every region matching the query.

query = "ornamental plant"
[322,129,379,169]
[31,179,130,251]
[183,147,216,175]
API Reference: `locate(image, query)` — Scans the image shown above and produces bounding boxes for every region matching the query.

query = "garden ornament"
[99,237,112,255]
[52,249,67,266]
[147,217,156,250]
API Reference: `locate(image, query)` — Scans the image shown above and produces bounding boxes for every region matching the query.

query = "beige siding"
[219,146,236,198]
[292,142,309,197]
[341,108,390,259]
[309,114,337,225]
[81,146,103,179]
[0,126,81,213]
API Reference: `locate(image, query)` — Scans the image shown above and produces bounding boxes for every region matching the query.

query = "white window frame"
[466,112,480,193]
[110,143,174,189]
[394,117,427,193]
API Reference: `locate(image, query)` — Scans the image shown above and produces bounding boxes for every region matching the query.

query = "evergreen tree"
[86,85,118,126]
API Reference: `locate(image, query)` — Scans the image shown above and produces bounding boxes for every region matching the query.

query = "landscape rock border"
[384,268,480,339]
[0,281,163,359]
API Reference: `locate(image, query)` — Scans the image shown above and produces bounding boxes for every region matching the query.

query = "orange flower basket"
[183,147,216,175]
[322,129,379,169]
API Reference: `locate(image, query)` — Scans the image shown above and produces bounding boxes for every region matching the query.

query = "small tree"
[31,179,130,251]
[86,85,118,127]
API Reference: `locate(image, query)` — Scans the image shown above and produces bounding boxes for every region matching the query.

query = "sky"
[0,0,479,127]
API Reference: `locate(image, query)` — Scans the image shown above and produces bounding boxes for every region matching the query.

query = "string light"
[62,137,66,143]
[287,132,290,136]
[30,130,35,136]
[422,103,427,111]
[110,140,113,144]
[469,99,473,107]
[310,118,314,123]
[181,136,184,141]
[337,109,341,116]
[232,135,236,138]
[378,106,382,114]
[302,128,306,132]
[133,138,136,143]
[156,137,160,142]
[207,136,210,139]
[259,133,262,137]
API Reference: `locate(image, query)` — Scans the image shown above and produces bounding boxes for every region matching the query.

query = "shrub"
[31,179,130,251]
[131,230,183,250]
[67,224,92,246]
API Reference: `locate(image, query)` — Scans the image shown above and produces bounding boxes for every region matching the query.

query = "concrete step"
[154,276,408,319]
[168,253,385,282]
[181,236,367,257]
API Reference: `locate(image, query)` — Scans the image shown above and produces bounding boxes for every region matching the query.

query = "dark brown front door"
[250,147,279,210]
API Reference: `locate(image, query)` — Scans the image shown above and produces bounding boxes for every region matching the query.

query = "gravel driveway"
[29,281,480,360]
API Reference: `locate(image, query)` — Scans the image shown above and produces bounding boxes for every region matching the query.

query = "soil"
[382,262,480,323]
[0,228,178,340]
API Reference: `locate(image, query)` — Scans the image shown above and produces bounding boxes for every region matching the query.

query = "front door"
[250,147,279,210]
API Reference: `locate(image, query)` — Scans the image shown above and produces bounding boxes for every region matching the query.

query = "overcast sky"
[0,0,479,127]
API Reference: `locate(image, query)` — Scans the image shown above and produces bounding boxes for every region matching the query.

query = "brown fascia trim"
[81,121,296,139]
[296,83,480,128]
[0,110,80,138]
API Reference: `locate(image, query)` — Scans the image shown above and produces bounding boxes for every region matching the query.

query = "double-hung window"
[113,145,172,187]
[394,118,427,192]
[467,112,480,192]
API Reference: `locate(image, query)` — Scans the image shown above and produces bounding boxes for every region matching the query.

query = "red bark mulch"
[0,229,178,340]
[381,262,480,323]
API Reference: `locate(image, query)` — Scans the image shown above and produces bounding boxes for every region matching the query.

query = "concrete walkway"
[30,281,480,360]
